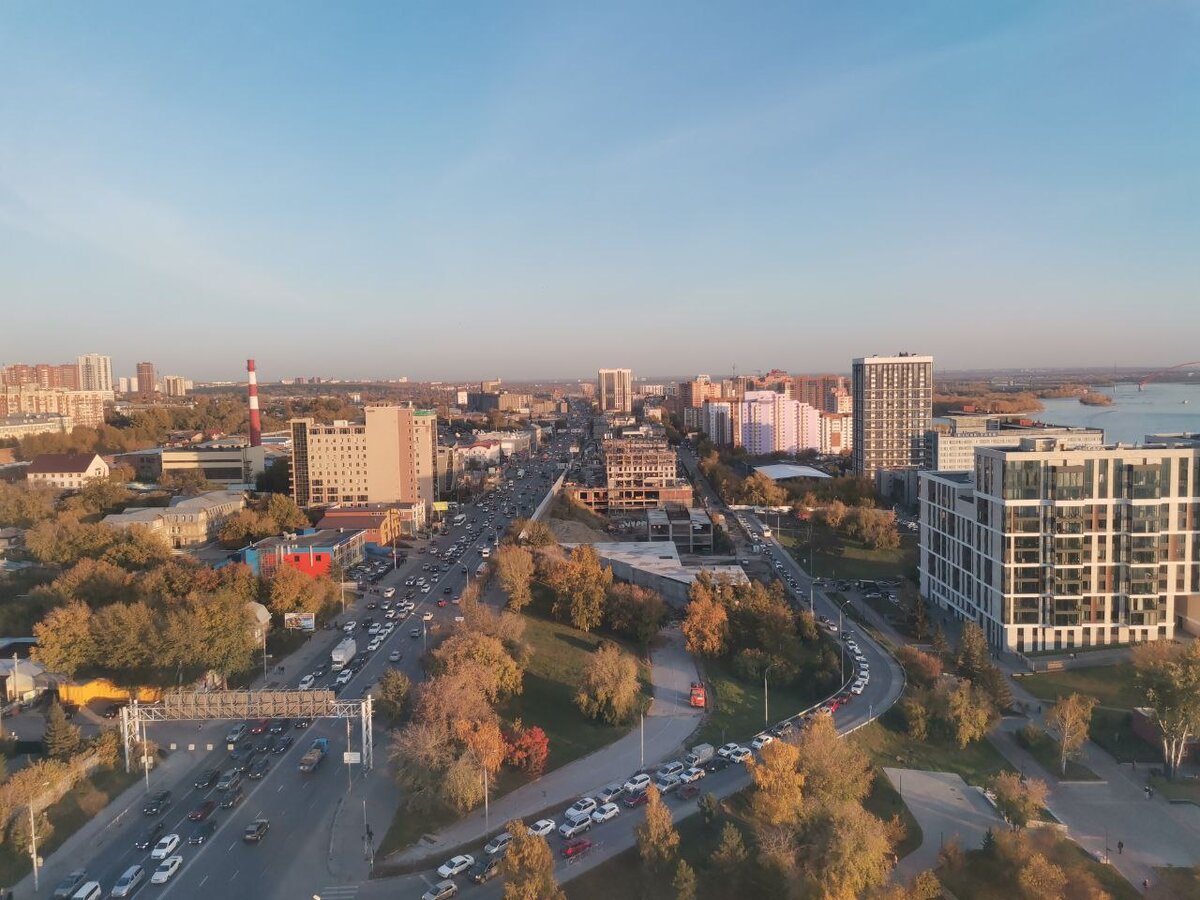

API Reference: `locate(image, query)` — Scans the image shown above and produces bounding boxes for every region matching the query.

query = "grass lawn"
[939,834,1138,900]
[777,521,917,584]
[1017,727,1100,781]
[863,771,923,859]
[0,763,139,886]
[1018,664,1144,710]
[1089,707,1162,765]
[1154,865,1200,897]
[693,655,827,748]
[852,708,1015,788]
[1150,775,1200,806]
[548,492,610,531]
[379,591,651,856]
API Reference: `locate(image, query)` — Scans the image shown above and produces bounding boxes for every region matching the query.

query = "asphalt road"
[58,446,569,900]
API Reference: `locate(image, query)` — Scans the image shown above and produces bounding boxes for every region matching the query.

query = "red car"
[561,838,593,859]
[188,800,216,821]
[623,791,649,809]
[248,719,269,735]
[437,599,448,607]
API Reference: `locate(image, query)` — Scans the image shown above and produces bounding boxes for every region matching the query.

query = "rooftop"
[753,463,831,481]
[251,528,365,552]
[26,452,101,474]
[563,541,747,588]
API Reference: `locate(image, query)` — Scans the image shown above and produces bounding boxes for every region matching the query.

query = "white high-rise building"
[920,436,1200,653]
[738,391,820,456]
[597,368,633,413]
[852,354,933,479]
[77,354,113,394]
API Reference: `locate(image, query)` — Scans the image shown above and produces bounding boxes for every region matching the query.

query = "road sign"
[343,752,361,765]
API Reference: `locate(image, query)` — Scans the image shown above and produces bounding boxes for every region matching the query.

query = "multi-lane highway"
[48,443,570,900]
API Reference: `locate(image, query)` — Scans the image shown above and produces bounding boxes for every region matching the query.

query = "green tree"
[32,601,97,677]
[501,819,565,900]
[555,545,612,632]
[747,739,806,829]
[0,481,57,528]
[160,469,221,495]
[42,700,81,759]
[930,624,949,659]
[575,641,640,725]
[673,859,698,900]
[635,784,679,869]
[1132,640,1200,778]
[432,632,524,702]
[495,544,536,612]
[1045,693,1097,776]
[795,713,873,813]
[945,681,993,749]
[989,772,1047,829]
[698,791,720,827]
[955,621,990,682]
[376,668,412,722]
[712,821,748,880]
[605,583,666,647]
[801,802,894,900]
[740,472,787,507]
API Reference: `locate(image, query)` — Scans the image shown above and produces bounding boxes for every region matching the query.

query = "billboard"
[432,501,451,513]
[284,612,316,632]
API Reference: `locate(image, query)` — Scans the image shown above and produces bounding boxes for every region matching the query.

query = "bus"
[452,514,467,527]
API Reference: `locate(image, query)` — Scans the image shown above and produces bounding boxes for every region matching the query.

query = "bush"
[1016,723,1045,750]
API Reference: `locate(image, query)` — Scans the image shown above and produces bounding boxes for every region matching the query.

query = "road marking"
[277,783,285,792]
[229,869,239,882]
[318,887,359,899]
[198,875,208,888]
[227,840,237,851]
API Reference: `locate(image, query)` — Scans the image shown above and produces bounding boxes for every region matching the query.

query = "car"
[243,819,270,843]
[335,669,353,686]
[443,585,452,593]
[422,611,434,621]
[383,587,396,598]
[272,734,294,753]
[655,760,685,780]
[368,637,383,652]
[704,756,732,773]
[561,837,594,858]
[558,818,591,839]
[468,855,502,884]
[564,797,597,822]
[109,865,145,898]
[421,880,458,900]
[421,585,431,594]
[343,620,357,633]
[293,717,313,730]
[483,831,512,855]
[679,767,706,784]
[188,800,216,821]
[729,747,752,764]
[590,802,620,824]
[134,821,165,849]
[654,774,681,794]
[219,786,244,809]
[248,757,270,779]
[256,735,274,754]
[410,626,422,638]
[248,718,269,734]
[716,742,740,759]
[192,768,220,790]
[269,718,289,734]
[622,773,651,795]
[850,680,866,695]
[298,673,316,690]
[224,723,247,744]
[151,833,180,859]
[436,854,475,878]
[51,869,88,899]
[187,821,216,845]
[527,818,556,837]
[596,782,625,805]
[142,790,171,815]
[750,734,774,750]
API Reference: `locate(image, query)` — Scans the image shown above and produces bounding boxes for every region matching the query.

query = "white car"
[368,637,383,652]
[151,833,180,860]
[298,674,315,690]
[564,797,597,822]
[436,854,475,878]
[150,855,182,884]
[421,585,431,594]
[382,587,396,598]
[850,681,866,695]
[622,773,651,795]
[422,611,434,622]
[527,818,555,837]
[729,747,752,764]
[335,670,353,686]
[750,734,774,751]
[558,818,591,839]
[342,621,357,633]
[655,761,685,780]
[388,650,401,663]
[716,742,741,759]
[679,767,706,784]
[590,802,620,824]
[368,623,382,636]
[483,832,512,856]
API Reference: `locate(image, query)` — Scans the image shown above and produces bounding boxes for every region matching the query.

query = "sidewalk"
[989,678,1200,892]
[383,625,704,867]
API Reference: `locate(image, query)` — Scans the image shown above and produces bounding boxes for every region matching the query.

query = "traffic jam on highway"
[50,446,571,900]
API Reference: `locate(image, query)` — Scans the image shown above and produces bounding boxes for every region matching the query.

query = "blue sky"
[1,2,1197,381]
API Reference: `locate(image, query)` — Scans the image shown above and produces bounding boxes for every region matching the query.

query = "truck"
[688,681,707,709]
[331,637,357,671]
[684,743,715,768]
[298,738,329,772]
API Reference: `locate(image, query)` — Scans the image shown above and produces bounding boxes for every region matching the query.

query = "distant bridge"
[1139,362,1200,389]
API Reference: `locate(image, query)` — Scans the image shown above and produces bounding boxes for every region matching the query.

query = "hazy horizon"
[3,2,1198,381]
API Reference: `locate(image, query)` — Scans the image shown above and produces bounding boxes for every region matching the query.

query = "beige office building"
[290,405,436,510]
[0,386,107,429]
[920,436,1200,653]
[597,368,633,413]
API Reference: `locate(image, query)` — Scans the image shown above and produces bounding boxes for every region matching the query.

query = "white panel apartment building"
[739,391,819,456]
[597,368,633,413]
[920,436,1200,653]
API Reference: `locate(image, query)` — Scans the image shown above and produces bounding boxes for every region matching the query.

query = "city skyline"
[3,2,1198,379]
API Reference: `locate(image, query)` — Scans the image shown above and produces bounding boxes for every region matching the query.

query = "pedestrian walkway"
[383,625,703,867]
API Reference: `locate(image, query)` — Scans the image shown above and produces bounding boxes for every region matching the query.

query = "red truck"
[689,682,707,709]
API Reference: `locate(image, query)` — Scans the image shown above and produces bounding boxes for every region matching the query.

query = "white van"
[71,883,103,900]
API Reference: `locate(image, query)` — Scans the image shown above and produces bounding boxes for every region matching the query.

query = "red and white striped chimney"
[247,359,262,447]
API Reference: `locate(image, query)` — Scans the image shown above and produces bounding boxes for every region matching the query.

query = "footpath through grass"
[0,763,139,886]
[1017,726,1100,782]
[852,707,1015,787]
[379,589,650,856]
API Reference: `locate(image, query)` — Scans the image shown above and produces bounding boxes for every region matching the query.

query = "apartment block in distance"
[739,391,820,456]
[77,354,114,394]
[0,386,108,429]
[290,405,437,510]
[852,353,933,495]
[920,436,1200,653]
[597,368,633,413]
[570,437,692,514]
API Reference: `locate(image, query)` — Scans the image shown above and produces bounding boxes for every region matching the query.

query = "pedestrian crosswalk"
[317,886,359,899]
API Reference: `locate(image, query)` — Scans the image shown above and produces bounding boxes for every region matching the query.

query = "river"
[1031,382,1200,444]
